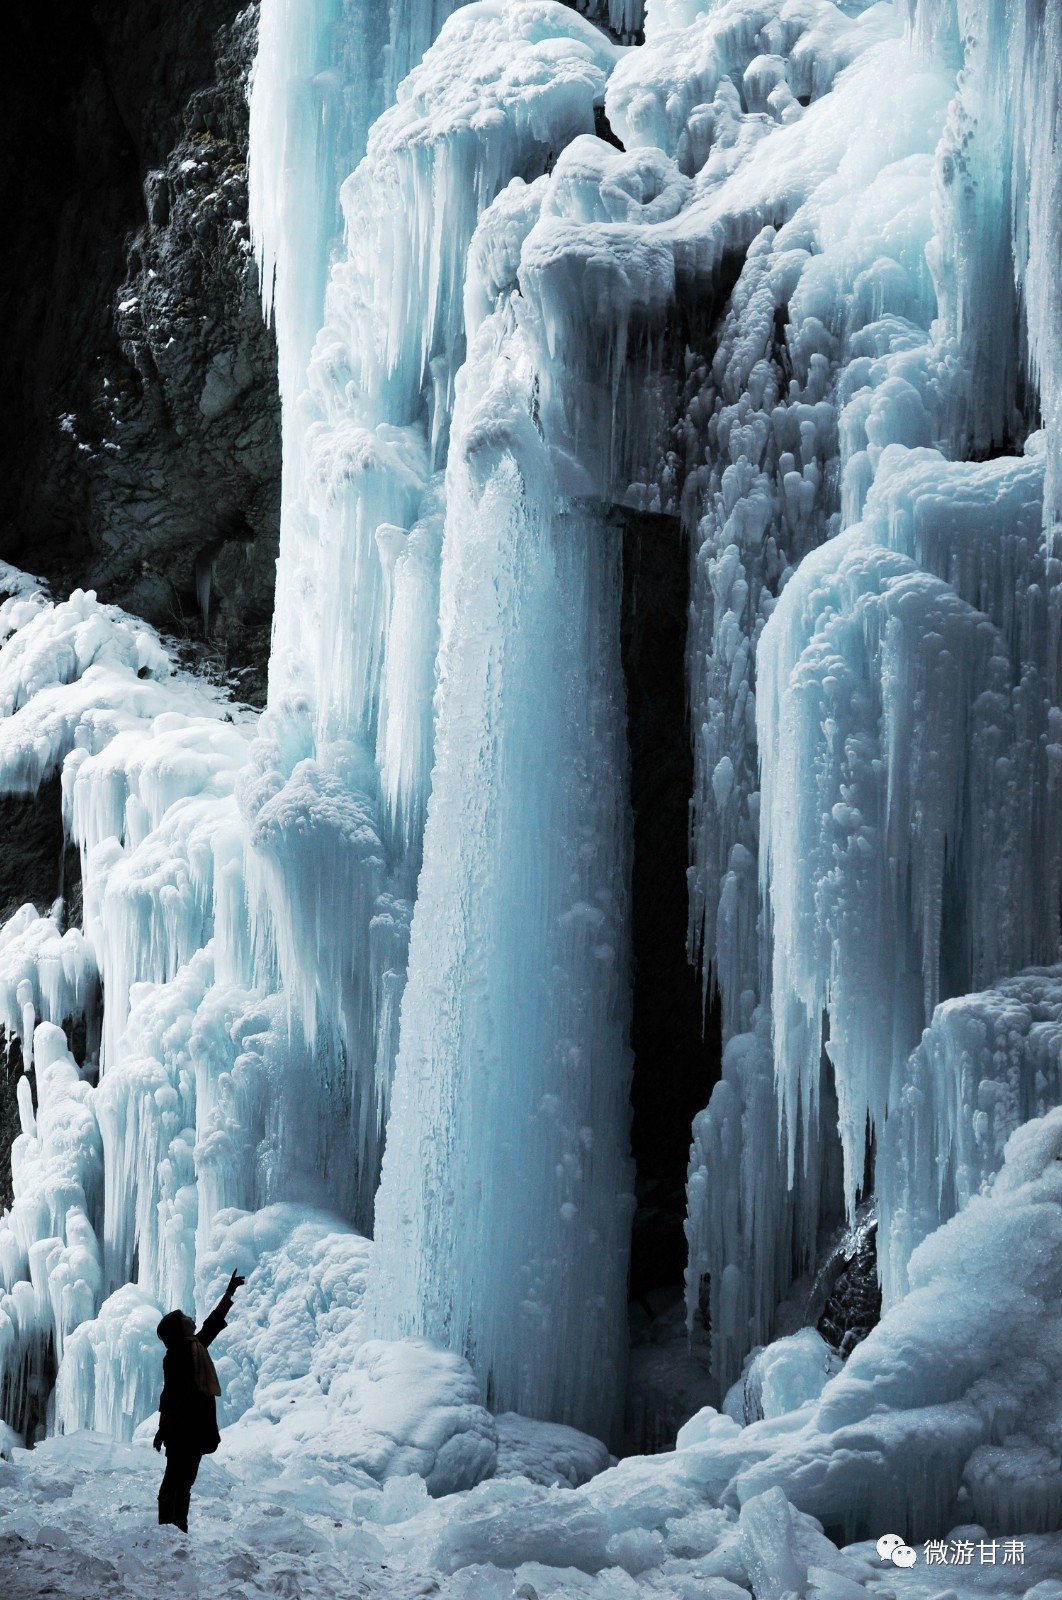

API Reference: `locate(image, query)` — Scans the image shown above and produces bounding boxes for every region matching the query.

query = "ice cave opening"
[3,0,1062,1595]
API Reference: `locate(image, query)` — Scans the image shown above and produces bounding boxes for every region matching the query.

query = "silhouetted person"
[153,1270,244,1532]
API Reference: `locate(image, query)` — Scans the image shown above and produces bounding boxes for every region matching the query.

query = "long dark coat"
[157,1303,228,1455]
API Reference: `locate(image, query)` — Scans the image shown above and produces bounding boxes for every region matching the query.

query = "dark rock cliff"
[2,1,279,700]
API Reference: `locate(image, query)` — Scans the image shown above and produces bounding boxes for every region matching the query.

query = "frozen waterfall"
[2,0,1062,1554]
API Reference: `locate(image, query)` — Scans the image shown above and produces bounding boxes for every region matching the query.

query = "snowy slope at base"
[4,1111,1061,1597]
[1,1434,1060,1600]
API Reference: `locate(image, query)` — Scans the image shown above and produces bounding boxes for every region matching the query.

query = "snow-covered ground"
[3,1429,1062,1600]
[7,1103,1062,1598]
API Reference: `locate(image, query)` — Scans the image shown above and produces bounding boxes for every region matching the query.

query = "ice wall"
[676,0,1062,1393]
[910,0,1062,525]
[678,1108,1062,1542]
[672,0,957,1380]
[0,590,260,1437]
[3,0,1062,1492]
[2,0,640,1450]
[247,0,1062,1429]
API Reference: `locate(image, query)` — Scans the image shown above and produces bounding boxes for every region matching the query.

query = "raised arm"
[196,1270,245,1347]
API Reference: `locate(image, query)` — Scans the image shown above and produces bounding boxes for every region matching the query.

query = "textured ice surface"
[365,253,635,1436]
[879,969,1062,1305]
[0,909,97,1062]
[0,592,253,1441]
[680,1111,1062,1543]
[679,0,1062,1398]
[723,1328,843,1425]
[3,1419,1062,1598]
[245,15,636,1370]
[493,1412,611,1488]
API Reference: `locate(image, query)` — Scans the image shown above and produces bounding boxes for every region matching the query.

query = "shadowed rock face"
[2,2,279,699]
[816,1221,882,1358]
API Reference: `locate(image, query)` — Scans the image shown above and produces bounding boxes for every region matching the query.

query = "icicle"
[685,1010,842,1395]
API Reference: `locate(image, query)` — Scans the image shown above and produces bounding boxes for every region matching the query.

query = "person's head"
[156,1310,195,1347]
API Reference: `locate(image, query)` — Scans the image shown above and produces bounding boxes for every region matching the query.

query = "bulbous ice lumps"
[0,1020,104,1441]
[54,1282,163,1442]
[0,911,98,1061]
[325,2,617,436]
[92,947,297,1316]
[752,425,1061,1231]
[0,591,180,798]
[683,28,955,1049]
[515,139,688,498]
[678,0,1062,1386]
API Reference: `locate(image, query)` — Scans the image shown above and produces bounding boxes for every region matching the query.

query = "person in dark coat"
[153,1270,244,1531]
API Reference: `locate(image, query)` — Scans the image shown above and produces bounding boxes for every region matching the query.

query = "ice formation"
[679,1110,1062,1545]
[681,0,1062,1417]
[2,0,1062,1577]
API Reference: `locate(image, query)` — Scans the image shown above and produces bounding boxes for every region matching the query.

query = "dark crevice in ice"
[618,507,724,1304]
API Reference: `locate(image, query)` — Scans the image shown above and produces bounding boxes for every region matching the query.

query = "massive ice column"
[248,1,637,1431]
[367,306,635,1439]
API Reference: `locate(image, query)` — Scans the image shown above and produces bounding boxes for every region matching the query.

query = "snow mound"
[205,1206,496,1495]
